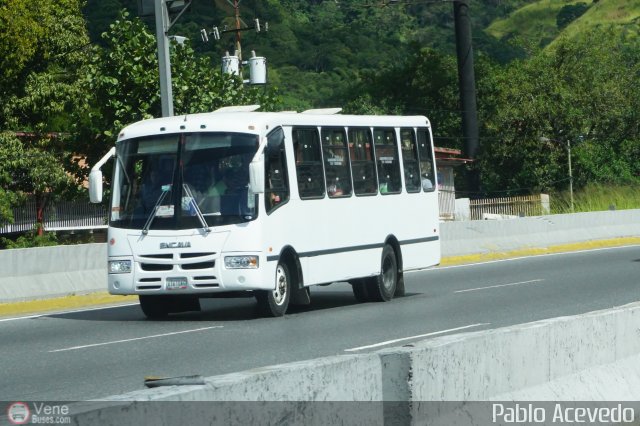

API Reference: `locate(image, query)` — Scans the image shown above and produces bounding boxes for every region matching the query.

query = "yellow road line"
[439,237,640,266]
[0,293,137,318]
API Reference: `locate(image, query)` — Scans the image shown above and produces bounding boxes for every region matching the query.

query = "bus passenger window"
[293,127,325,199]
[265,128,289,214]
[348,128,377,196]
[373,128,401,194]
[417,129,436,192]
[321,128,352,198]
[400,129,421,193]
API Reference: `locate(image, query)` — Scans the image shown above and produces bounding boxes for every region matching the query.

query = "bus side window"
[348,128,377,196]
[373,128,401,194]
[265,128,290,214]
[321,128,352,198]
[400,128,421,193]
[417,129,435,192]
[293,127,325,199]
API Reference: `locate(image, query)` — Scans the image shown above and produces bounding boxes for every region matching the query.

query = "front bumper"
[108,252,270,295]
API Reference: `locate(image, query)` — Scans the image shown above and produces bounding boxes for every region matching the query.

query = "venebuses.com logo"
[6,402,71,425]
[7,402,30,425]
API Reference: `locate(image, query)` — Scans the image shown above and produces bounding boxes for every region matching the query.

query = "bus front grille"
[140,263,173,272]
[181,261,215,270]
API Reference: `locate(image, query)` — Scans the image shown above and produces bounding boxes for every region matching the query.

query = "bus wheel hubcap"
[382,256,395,291]
[274,266,287,305]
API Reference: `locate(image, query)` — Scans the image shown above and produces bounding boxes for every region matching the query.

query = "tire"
[256,261,291,317]
[139,295,170,319]
[365,244,398,302]
[394,273,406,298]
[139,295,200,319]
[350,279,369,303]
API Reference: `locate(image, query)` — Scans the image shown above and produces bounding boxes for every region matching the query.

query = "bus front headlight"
[109,260,132,274]
[224,256,259,269]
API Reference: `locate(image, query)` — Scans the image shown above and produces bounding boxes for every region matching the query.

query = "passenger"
[422,173,434,191]
[328,178,344,197]
[211,168,246,195]
[207,171,227,197]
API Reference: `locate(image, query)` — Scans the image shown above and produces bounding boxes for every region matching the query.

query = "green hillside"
[486,0,640,48]
[560,0,640,41]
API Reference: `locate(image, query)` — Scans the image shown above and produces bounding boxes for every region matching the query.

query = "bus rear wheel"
[350,279,369,303]
[365,244,398,302]
[256,262,291,317]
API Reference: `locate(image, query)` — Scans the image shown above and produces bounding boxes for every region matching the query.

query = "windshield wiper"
[142,185,171,235]
[183,184,211,233]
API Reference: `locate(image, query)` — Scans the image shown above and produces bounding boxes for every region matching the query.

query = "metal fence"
[0,198,108,234]
[469,194,550,220]
[439,189,456,221]
[1,193,551,233]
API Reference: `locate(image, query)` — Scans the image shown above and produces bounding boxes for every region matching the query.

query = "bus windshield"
[110,132,259,230]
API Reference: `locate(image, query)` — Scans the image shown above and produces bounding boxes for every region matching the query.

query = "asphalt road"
[1,245,638,401]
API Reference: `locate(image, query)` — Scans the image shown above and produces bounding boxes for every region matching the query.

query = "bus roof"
[116,108,431,142]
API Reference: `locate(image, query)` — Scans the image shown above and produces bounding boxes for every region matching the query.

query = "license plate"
[166,277,188,290]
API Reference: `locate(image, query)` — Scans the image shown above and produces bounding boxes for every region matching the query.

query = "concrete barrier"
[440,209,640,257]
[1,209,639,303]
[378,302,640,401]
[0,243,106,303]
[53,302,640,425]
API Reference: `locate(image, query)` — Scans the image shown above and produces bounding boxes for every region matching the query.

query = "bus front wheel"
[256,262,291,317]
[139,295,200,319]
[139,295,170,319]
[366,244,398,302]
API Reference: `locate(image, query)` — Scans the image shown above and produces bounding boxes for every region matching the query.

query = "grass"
[550,184,640,214]
[486,0,585,44]
[486,0,640,48]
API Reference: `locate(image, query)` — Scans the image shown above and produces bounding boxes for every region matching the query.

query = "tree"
[556,3,589,30]
[79,10,280,185]
[343,48,462,148]
[0,0,92,234]
[477,29,640,194]
[0,133,72,231]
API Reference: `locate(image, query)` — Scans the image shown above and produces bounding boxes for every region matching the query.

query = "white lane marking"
[0,303,141,323]
[49,326,223,353]
[436,244,640,271]
[454,279,544,294]
[344,323,490,352]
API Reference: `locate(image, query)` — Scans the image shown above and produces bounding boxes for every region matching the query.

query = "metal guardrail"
[0,199,108,234]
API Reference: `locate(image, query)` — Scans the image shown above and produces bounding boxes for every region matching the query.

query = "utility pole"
[154,0,173,117]
[143,0,191,117]
[453,0,480,193]
[232,0,243,61]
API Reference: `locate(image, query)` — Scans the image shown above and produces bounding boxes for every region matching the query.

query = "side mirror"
[89,169,103,203]
[249,158,265,194]
[88,147,116,204]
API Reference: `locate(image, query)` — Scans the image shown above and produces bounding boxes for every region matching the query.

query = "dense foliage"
[0,1,277,238]
[0,0,639,246]
[478,30,640,194]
